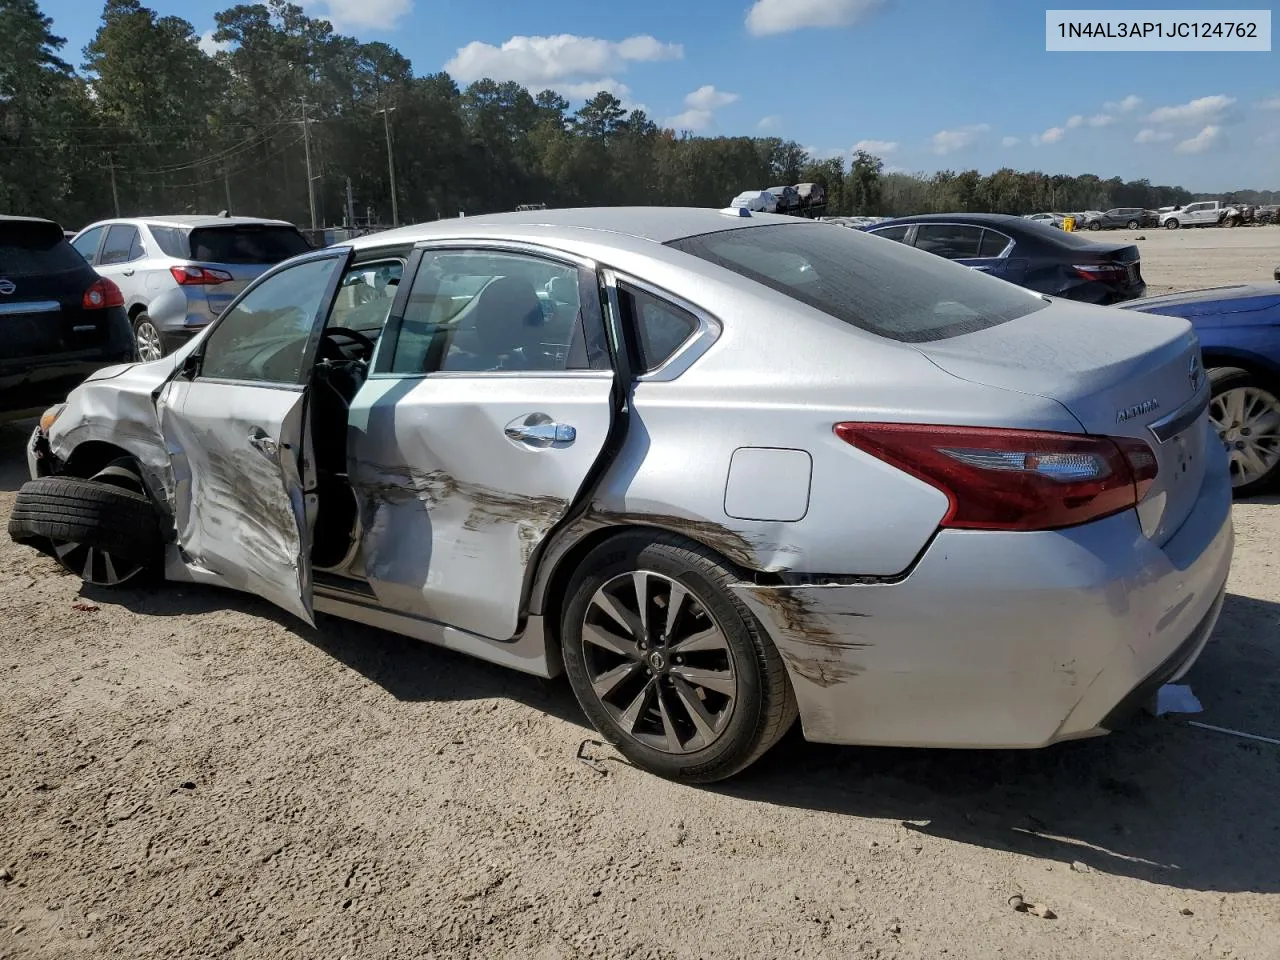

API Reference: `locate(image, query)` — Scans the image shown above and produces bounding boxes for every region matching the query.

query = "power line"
[146,134,306,191]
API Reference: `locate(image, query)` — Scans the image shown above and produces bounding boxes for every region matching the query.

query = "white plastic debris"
[1148,684,1204,717]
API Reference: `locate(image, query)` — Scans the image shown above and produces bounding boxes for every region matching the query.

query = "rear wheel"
[133,313,164,362]
[1208,367,1280,497]
[1126,219,1140,230]
[7,463,162,586]
[1165,218,1180,230]
[560,532,797,783]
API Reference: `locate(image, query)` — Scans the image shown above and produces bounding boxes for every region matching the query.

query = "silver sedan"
[9,207,1234,782]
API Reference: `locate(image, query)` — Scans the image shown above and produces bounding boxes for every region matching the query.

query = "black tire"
[1088,221,1101,231]
[8,476,162,567]
[560,532,797,784]
[1208,367,1280,498]
[1165,218,1180,230]
[1126,220,1140,230]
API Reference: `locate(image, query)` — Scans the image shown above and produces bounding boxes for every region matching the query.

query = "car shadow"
[0,418,37,493]
[77,576,590,730]
[719,590,1280,895]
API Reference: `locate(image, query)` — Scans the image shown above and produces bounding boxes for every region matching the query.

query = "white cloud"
[300,0,413,30]
[684,85,739,111]
[1033,126,1065,145]
[555,79,632,101]
[1001,135,1020,147]
[804,146,849,162]
[1175,124,1222,154]
[197,29,229,55]
[746,0,883,36]
[666,109,713,131]
[1134,128,1173,144]
[757,114,782,130]
[930,123,990,154]
[853,138,898,155]
[1146,94,1235,125]
[1104,94,1142,112]
[1087,113,1116,127]
[1065,114,1084,129]
[444,33,682,87]
[1258,96,1280,110]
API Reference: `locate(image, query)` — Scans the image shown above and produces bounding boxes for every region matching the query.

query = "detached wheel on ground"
[7,463,163,586]
[560,532,797,784]
[1208,367,1280,497]
[133,313,165,362]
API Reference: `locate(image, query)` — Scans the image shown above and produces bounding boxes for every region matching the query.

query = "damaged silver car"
[9,207,1234,783]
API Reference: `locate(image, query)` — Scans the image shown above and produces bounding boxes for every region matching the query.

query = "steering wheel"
[323,328,376,353]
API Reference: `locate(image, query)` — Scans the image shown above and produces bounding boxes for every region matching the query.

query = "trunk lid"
[913,299,1211,545]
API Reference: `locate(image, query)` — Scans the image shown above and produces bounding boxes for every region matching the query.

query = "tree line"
[2,0,1275,232]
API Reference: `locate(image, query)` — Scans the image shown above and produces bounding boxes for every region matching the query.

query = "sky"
[39,0,1280,191]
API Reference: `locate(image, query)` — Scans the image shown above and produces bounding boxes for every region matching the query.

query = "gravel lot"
[2,227,1278,960]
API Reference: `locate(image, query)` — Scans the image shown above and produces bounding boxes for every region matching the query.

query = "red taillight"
[1073,263,1129,283]
[169,265,233,285]
[82,277,124,309]
[834,422,1159,532]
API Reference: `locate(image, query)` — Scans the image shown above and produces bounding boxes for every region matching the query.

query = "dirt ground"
[2,228,1279,960]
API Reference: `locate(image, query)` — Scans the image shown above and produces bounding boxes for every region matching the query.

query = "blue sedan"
[1120,282,1280,496]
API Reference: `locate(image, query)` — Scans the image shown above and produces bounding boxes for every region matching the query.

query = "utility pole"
[300,101,317,229]
[224,166,233,215]
[345,177,355,228]
[376,105,399,227]
[107,157,121,217]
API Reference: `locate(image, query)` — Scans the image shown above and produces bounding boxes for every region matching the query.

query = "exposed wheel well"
[534,522,772,673]
[128,304,147,320]
[64,441,138,479]
[1201,354,1280,391]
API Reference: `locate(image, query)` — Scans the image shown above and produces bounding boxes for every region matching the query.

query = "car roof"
[0,214,60,227]
[80,214,296,231]
[872,213,1031,227]
[348,206,807,250]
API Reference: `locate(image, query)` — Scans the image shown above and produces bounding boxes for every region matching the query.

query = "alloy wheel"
[52,541,145,586]
[135,320,163,362]
[580,570,737,755]
[1210,385,1280,488]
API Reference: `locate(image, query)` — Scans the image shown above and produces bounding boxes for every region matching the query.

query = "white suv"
[70,214,311,360]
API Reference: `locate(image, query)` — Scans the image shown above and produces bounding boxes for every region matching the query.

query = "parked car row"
[730,182,827,214]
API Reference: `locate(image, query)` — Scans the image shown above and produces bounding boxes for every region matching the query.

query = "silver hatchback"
[70,215,311,361]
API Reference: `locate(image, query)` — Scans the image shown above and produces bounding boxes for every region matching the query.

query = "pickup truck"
[1160,201,1247,229]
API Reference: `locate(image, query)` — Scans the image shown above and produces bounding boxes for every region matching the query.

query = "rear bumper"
[733,460,1234,749]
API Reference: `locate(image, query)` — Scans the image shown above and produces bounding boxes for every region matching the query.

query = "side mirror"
[179,351,201,381]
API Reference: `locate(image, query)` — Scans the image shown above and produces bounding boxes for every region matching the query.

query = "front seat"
[463,276,551,371]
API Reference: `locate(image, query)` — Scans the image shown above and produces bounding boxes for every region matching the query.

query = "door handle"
[248,431,279,457]
[122,269,135,276]
[504,419,576,448]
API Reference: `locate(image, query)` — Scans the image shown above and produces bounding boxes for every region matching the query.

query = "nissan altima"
[8,207,1233,783]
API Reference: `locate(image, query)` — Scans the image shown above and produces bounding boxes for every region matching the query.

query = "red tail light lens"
[834,422,1159,532]
[1073,263,1129,283]
[170,265,233,285]
[82,277,124,309]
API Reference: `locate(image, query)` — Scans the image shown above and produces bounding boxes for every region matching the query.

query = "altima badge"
[1116,398,1160,423]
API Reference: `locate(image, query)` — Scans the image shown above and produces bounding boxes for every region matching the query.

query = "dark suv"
[1,216,136,422]
[1081,208,1158,231]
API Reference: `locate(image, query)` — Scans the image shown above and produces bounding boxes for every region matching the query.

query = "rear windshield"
[668,222,1047,343]
[0,220,90,276]
[188,225,311,265]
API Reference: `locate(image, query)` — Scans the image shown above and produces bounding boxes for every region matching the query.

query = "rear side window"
[100,224,140,265]
[189,225,311,265]
[869,225,910,243]
[0,220,90,275]
[914,224,984,259]
[978,229,1011,257]
[149,226,188,258]
[618,284,698,373]
[668,222,1047,343]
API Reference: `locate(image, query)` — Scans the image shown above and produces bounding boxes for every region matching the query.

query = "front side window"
[100,224,141,265]
[668,222,1046,343]
[389,250,601,374]
[198,256,342,384]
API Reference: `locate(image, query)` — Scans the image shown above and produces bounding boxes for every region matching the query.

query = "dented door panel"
[347,374,615,641]
[160,381,314,624]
